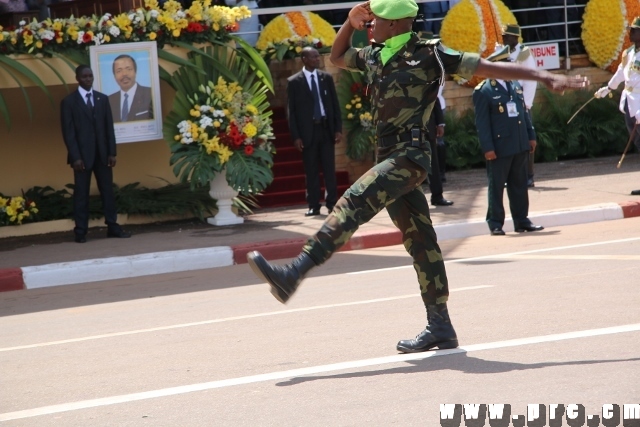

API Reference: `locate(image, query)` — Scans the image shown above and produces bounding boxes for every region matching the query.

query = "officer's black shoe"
[527,178,535,188]
[514,224,544,232]
[631,189,640,196]
[396,304,459,353]
[490,228,506,236]
[247,251,316,304]
[431,198,454,206]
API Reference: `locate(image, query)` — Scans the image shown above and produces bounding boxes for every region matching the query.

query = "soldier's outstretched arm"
[330,2,372,69]
[475,59,589,92]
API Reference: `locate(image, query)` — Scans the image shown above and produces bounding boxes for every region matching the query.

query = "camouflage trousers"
[302,145,449,306]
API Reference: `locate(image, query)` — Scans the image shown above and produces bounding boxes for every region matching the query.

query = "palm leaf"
[36,57,69,92]
[0,63,34,125]
[157,48,206,74]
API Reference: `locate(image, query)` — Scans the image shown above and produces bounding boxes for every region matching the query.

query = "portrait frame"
[89,41,162,144]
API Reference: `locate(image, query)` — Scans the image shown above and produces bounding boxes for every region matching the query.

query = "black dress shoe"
[631,190,640,196]
[397,304,458,353]
[246,251,316,303]
[431,198,454,206]
[107,229,132,238]
[74,235,87,243]
[490,228,505,236]
[304,208,321,217]
[527,178,535,188]
[515,224,544,232]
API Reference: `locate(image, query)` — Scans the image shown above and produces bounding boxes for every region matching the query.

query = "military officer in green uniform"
[246,0,588,354]
[473,45,544,236]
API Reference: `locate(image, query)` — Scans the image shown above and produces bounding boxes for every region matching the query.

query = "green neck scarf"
[380,32,412,65]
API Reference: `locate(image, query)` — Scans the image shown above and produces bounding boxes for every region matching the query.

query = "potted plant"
[164,45,275,225]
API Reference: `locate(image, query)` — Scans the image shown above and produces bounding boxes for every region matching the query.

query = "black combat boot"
[247,251,316,304]
[396,304,459,353]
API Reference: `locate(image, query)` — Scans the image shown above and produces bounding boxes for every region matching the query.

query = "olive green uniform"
[301,34,479,306]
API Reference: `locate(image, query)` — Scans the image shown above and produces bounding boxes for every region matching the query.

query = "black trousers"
[486,150,531,230]
[302,122,337,210]
[73,158,118,236]
[427,134,444,201]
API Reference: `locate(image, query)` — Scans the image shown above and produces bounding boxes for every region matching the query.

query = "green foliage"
[442,90,629,170]
[443,108,484,169]
[163,45,275,195]
[336,70,376,161]
[1,182,220,227]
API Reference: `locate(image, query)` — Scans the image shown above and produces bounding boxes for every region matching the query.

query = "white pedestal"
[207,171,244,226]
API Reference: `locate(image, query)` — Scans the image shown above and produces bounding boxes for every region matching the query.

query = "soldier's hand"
[542,73,589,93]
[484,151,497,161]
[348,2,372,30]
[108,156,117,167]
[294,138,304,152]
[334,132,342,144]
[436,125,444,138]
[529,140,537,153]
[594,86,611,99]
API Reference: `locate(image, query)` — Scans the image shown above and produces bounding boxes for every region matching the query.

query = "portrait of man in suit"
[108,54,154,123]
[60,65,131,243]
[287,47,342,217]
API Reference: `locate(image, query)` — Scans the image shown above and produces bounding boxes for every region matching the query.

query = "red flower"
[351,82,363,94]
[244,145,254,156]
[82,32,93,43]
[316,41,323,48]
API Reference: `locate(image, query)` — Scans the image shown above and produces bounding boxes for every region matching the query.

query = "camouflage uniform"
[301,33,479,306]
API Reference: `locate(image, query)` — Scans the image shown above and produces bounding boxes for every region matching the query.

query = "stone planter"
[207,170,244,226]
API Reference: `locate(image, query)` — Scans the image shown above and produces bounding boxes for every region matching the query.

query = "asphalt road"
[1,218,640,426]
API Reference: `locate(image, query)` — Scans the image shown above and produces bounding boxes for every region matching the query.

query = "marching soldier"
[595,17,640,195]
[246,0,588,354]
[473,45,544,236]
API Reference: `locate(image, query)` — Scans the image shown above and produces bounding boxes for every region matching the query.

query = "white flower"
[39,30,55,41]
[77,31,85,44]
[150,10,159,18]
[199,116,213,128]
[199,105,212,112]
[176,11,185,18]
[212,109,226,118]
[109,26,120,37]
[19,20,26,26]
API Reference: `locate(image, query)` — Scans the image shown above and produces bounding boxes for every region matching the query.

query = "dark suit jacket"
[286,70,341,144]
[60,89,116,169]
[472,79,536,158]
[108,84,153,122]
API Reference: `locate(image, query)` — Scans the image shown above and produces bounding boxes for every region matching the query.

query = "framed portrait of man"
[89,41,162,144]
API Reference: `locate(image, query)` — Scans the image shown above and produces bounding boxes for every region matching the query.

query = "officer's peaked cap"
[486,44,511,62]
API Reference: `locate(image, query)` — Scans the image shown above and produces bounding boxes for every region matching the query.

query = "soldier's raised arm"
[330,2,372,69]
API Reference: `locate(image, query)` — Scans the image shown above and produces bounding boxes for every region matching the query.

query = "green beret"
[629,16,640,29]
[487,44,511,62]
[370,0,418,20]
[502,24,521,37]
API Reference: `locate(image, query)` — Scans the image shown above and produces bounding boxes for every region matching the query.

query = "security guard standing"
[595,17,640,195]
[473,45,544,236]
[246,0,588,354]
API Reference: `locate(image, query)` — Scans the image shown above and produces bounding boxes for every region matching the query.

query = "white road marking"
[2,323,639,422]
[0,286,492,353]
[348,237,640,274]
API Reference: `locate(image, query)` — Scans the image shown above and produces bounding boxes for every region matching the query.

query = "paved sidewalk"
[1,155,640,292]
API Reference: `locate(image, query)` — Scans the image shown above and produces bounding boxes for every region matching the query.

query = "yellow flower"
[103,35,110,43]
[0,34,4,42]
[174,134,181,141]
[56,37,63,43]
[244,122,257,138]
[0,197,7,207]
[355,103,362,109]
[246,104,258,115]
[213,120,221,128]
[172,29,181,37]
[35,40,43,49]
[345,104,352,110]
[347,113,354,119]
[149,32,157,40]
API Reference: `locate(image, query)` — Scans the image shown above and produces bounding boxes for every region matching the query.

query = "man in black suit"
[425,97,453,206]
[287,47,342,217]
[60,65,131,243]
[108,55,153,123]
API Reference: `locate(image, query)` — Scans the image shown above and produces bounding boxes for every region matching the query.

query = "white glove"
[595,86,611,98]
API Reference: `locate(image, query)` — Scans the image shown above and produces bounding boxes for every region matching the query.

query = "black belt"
[313,117,327,125]
[379,131,426,148]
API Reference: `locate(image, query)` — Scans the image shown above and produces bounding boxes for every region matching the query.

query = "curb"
[2,201,639,292]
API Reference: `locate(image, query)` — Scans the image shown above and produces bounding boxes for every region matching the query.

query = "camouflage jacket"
[344,33,480,145]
